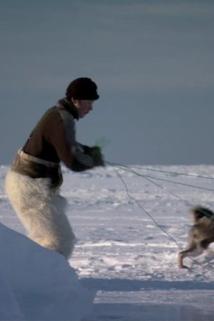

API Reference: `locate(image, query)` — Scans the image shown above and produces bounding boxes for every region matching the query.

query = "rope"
[112,165,181,249]
[109,162,193,205]
[139,166,214,181]
[106,161,214,193]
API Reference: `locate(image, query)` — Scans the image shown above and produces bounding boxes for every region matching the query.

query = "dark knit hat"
[66,77,99,100]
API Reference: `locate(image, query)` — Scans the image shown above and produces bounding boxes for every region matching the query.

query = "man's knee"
[33,230,76,259]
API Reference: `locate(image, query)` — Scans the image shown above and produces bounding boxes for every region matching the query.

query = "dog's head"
[191,206,214,223]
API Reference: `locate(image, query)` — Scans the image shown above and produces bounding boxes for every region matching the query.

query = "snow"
[1,164,214,320]
[0,222,94,321]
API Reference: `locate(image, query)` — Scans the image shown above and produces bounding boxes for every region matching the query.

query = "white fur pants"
[5,169,76,259]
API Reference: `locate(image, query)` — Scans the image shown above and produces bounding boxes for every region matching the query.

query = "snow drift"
[0,222,94,321]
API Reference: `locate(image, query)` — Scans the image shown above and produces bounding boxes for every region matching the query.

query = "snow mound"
[0,223,94,321]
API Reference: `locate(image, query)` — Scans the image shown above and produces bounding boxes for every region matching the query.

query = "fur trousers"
[5,169,76,259]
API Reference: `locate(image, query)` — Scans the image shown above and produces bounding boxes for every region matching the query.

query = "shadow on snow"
[81,278,214,321]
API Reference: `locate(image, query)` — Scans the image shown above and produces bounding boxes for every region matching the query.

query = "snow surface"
[1,164,214,320]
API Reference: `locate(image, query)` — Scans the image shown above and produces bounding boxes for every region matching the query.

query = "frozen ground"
[1,164,214,320]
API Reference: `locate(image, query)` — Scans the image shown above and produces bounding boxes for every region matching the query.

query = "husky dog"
[178,206,214,269]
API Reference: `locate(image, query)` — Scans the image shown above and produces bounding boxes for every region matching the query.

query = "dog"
[178,206,214,269]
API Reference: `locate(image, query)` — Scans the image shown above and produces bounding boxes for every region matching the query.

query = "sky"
[0,0,214,165]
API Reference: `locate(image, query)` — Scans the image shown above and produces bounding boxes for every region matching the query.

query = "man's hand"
[87,146,105,166]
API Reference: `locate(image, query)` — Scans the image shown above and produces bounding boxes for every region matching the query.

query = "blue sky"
[1,0,214,165]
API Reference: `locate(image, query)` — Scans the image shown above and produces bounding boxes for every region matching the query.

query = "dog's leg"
[178,247,194,269]
[178,242,204,268]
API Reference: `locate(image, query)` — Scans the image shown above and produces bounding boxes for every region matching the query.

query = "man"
[5,77,104,259]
